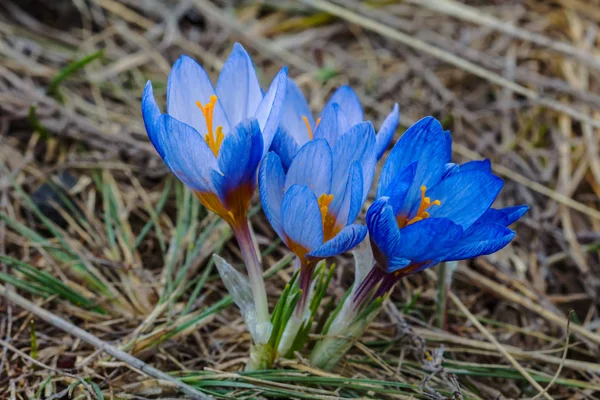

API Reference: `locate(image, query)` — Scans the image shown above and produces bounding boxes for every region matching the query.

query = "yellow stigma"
[317,193,340,241]
[302,116,322,140]
[196,95,224,157]
[397,185,441,228]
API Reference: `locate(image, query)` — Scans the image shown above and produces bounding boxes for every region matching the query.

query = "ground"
[1,0,599,399]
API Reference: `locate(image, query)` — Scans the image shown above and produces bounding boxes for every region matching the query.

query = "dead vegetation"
[0,0,599,398]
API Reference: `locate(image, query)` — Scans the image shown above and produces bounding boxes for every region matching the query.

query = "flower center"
[302,115,322,140]
[396,185,441,228]
[318,193,340,241]
[196,95,224,157]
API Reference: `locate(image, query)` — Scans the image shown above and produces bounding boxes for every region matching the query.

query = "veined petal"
[157,114,218,193]
[366,198,402,257]
[443,159,492,179]
[393,218,463,262]
[323,85,363,126]
[375,103,399,160]
[254,67,288,153]
[475,205,529,226]
[285,139,332,197]
[329,161,363,226]
[331,122,377,203]
[313,102,342,147]
[378,117,451,215]
[427,171,504,229]
[141,81,164,158]
[281,185,324,251]
[167,55,230,135]
[259,152,286,240]
[216,43,262,127]
[270,127,299,171]
[307,224,367,258]
[377,162,417,215]
[279,78,313,147]
[443,223,516,261]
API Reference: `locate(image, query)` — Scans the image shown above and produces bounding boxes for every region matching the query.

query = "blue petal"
[141,81,164,158]
[270,127,299,171]
[157,115,218,193]
[259,152,286,240]
[474,205,529,226]
[394,218,463,261]
[254,67,288,153]
[375,103,399,160]
[284,138,332,197]
[323,85,363,126]
[212,119,263,199]
[216,43,262,127]
[167,55,230,135]
[279,78,313,147]
[498,205,529,225]
[366,198,402,256]
[329,161,363,226]
[443,223,516,261]
[313,102,349,148]
[377,162,417,215]
[442,159,491,179]
[427,171,504,229]
[307,224,367,258]
[281,185,324,251]
[378,117,451,215]
[331,122,377,204]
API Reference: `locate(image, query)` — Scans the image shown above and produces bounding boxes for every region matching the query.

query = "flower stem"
[232,219,270,340]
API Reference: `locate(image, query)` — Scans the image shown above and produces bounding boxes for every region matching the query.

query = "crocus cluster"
[142,43,527,371]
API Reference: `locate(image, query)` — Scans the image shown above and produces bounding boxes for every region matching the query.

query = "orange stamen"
[397,185,441,228]
[302,116,322,140]
[196,95,224,157]
[317,193,340,241]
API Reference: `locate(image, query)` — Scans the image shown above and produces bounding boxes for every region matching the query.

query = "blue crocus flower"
[354,117,528,303]
[141,43,287,227]
[270,79,399,169]
[259,118,378,307]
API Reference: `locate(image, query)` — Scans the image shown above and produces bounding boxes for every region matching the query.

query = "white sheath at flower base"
[213,255,272,344]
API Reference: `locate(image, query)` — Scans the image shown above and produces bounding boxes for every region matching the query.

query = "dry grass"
[1,0,599,398]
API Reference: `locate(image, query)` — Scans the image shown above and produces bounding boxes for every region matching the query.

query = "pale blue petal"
[313,102,346,147]
[284,138,332,197]
[307,224,367,258]
[427,171,504,229]
[329,161,363,226]
[331,122,377,203]
[259,152,286,240]
[375,103,399,159]
[270,127,299,170]
[167,55,230,135]
[157,114,218,193]
[141,81,164,158]
[216,43,262,127]
[254,67,288,153]
[281,185,324,251]
[323,85,363,126]
[279,78,313,147]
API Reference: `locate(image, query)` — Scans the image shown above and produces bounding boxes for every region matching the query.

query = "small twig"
[0,284,212,400]
[449,291,552,400]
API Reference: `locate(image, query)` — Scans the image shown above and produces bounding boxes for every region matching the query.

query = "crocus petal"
[270,127,299,171]
[216,43,262,127]
[281,185,324,251]
[323,85,363,126]
[157,114,218,193]
[313,102,348,147]
[378,162,417,215]
[167,55,230,135]
[141,81,164,158]
[212,119,263,198]
[331,122,377,203]
[475,204,529,226]
[285,138,332,197]
[259,152,286,240]
[366,198,402,256]
[279,78,313,147]
[375,103,399,160]
[498,205,529,225]
[378,117,451,215]
[254,67,288,153]
[443,223,516,261]
[329,161,363,226]
[393,218,463,262]
[307,224,367,258]
[427,171,504,229]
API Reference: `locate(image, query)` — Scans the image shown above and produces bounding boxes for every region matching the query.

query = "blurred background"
[1,0,599,398]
